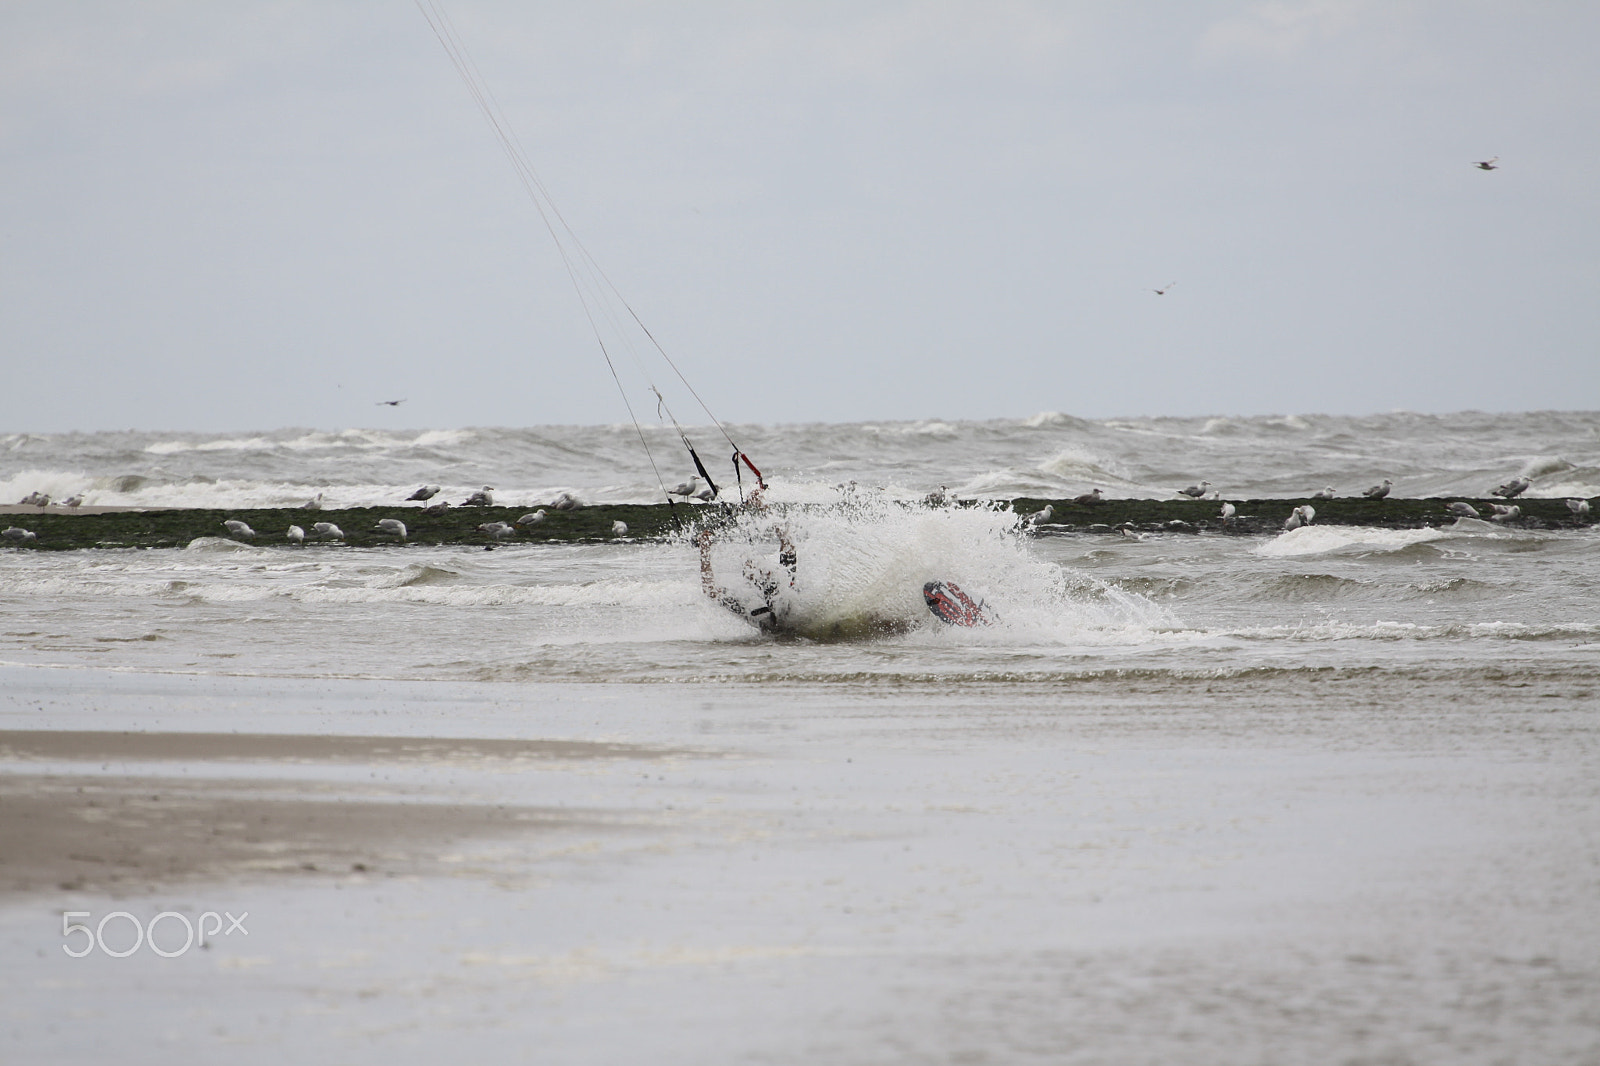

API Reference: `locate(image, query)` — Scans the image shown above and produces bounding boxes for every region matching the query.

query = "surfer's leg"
[776,528,796,586]
[697,529,718,601]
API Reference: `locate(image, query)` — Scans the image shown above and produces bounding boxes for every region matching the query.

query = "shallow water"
[2,503,1594,687]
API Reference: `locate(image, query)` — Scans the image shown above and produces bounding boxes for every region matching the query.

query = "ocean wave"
[1020,411,1095,430]
[142,428,476,458]
[145,436,277,455]
[1518,455,1574,479]
[0,468,95,504]
[1225,620,1600,643]
[1254,526,1452,558]
[6,412,1598,510]
[858,420,962,439]
[379,563,465,588]
[464,657,1600,686]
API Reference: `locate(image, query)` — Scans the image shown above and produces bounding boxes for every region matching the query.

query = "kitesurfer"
[697,514,796,631]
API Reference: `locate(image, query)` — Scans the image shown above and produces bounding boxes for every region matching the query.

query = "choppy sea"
[3,410,1596,687]
[7,410,1599,509]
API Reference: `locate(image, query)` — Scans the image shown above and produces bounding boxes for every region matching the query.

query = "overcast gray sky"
[2,1,1596,432]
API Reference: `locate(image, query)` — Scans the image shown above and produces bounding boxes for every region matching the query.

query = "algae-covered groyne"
[1,496,1592,550]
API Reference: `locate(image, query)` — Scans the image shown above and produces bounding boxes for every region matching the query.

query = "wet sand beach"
[2,664,1597,1064]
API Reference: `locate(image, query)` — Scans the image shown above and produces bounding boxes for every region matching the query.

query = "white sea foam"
[145,436,277,455]
[7,414,1598,507]
[1254,526,1451,558]
[1518,455,1574,479]
[144,429,476,457]
[0,469,94,504]
[1037,447,1115,480]
[691,499,1168,642]
[1021,411,1094,430]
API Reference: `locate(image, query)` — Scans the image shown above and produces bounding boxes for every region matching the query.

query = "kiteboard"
[923,581,992,627]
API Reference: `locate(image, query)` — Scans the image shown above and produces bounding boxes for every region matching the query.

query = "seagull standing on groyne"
[1491,477,1531,499]
[374,519,407,541]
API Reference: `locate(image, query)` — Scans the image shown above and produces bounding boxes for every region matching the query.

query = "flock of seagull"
[6,465,1594,548]
[204,483,627,546]
[1165,473,1588,531]
[2,481,629,548]
[1015,473,1589,535]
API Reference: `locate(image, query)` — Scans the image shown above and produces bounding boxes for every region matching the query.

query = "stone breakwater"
[0,497,1593,550]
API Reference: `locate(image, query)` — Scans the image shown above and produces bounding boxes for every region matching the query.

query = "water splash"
[685,492,1167,642]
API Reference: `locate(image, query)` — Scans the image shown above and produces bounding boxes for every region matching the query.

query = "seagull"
[421,500,451,516]
[611,520,628,537]
[1473,157,1499,171]
[668,476,702,499]
[1298,504,1316,524]
[693,484,716,502]
[1024,504,1054,527]
[462,486,494,507]
[1219,501,1236,523]
[1489,503,1521,522]
[313,522,344,540]
[303,492,324,510]
[1283,505,1314,531]
[1311,486,1336,501]
[1491,476,1530,499]
[287,525,305,544]
[1073,489,1105,506]
[1178,480,1211,499]
[477,521,515,540]
[1362,479,1393,499]
[1152,281,1176,295]
[61,494,84,508]
[515,511,546,527]
[19,491,49,509]
[222,519,256,538]
[1567,498,1591,515]
[406,485,441,502]
[3,526,37,543]
[1117,523,1144,540]
[373,518,407,540]
[376,399,406,407]
[552,492,580,511]
[1446,502,1480,518]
